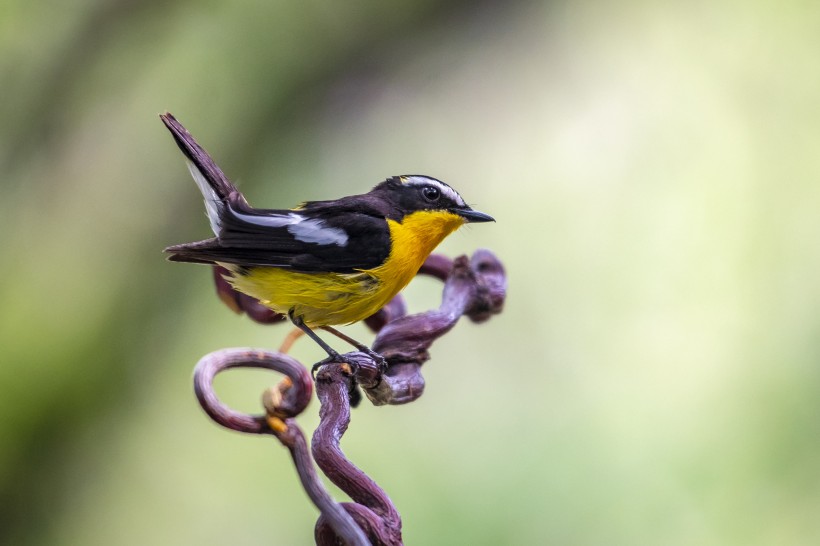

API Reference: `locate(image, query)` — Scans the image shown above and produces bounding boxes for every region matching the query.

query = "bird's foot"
[311,352,359,379]
[311,352,369,407]
[362,348,388,375]
[311,350,388,408]
[310,350,388,378]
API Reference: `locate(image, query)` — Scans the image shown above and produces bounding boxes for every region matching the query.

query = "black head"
[371,175,494,223]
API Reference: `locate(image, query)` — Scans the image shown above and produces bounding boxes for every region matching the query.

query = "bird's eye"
[422,186,441,202]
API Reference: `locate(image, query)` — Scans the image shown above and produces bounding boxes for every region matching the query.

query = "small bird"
[162,113,494,370]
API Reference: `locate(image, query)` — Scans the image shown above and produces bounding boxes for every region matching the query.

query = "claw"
[311,353,367,407]
[361,348,388,374]
[311,353,361,380]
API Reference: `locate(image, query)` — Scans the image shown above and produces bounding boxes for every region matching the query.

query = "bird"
[161,113,494,372]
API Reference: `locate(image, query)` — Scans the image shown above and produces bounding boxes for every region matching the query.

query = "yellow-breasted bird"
[162,113,493,369]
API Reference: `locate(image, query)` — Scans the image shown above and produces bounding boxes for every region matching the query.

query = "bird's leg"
[288,313,341,362]
[278,324,367,355]
[320,326,368,352]
[321,326,388,373]
[287,311,362,379]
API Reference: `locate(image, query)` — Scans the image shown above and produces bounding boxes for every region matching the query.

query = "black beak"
[453,208,495,223]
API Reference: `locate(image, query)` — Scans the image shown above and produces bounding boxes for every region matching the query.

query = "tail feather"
[165,238,221,265]
[185,159,224,236]
[165,238,298,268]
[160,112,244,236]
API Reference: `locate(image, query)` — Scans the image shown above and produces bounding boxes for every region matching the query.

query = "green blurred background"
[2,1,819,544]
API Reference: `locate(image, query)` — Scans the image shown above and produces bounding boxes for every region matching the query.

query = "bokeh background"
[2,1,819,544]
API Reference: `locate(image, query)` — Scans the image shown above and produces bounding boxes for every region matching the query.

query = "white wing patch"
[288,218,349,246]
[228,207,348,247]
[186,160,223,236]
[401,175,466,207]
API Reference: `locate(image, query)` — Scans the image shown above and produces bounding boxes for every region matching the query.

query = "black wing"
[166,199,392,273]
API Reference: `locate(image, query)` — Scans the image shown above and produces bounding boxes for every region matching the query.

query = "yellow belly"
[225,210,465,326]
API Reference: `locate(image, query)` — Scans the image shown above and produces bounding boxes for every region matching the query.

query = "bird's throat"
[365,210,464,287]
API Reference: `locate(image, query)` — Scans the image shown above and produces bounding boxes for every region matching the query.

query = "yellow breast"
[362,210,464,304]
[226,210,465,326]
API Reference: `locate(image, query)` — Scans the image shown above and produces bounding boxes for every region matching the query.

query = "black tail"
[165,238,222,265]
[160,113,238,201]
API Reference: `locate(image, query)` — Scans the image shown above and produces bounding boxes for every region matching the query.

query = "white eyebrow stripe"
[228,207,348,246]
[402,176,466,207]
